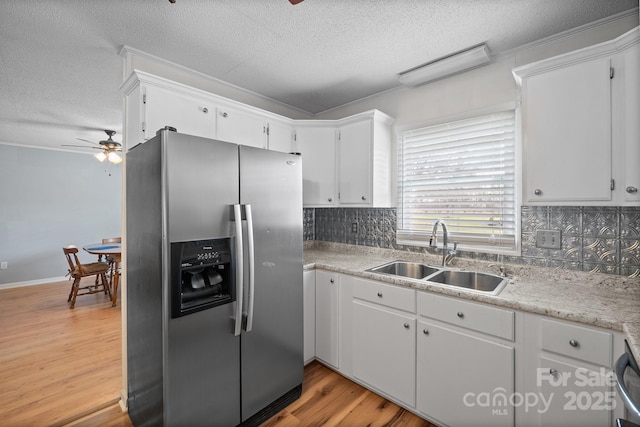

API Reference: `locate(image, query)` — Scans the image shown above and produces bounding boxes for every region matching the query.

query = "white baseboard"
[119,388,128,412]
[0,276,68,290]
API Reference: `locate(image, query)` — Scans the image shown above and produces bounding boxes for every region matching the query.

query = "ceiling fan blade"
[62,144,103,150]
[76,138,101,146]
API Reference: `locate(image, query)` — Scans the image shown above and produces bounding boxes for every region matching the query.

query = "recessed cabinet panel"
[623,41,640,202]
[534,356,612,427]
[303,270,315,364]
[216,106,266,149]
[315,271,339,368]
[541,318,612,366]
[352,301,416,407]
[267,121,294,153]
[296,126,337,206]
[338,120,372,205]
[144,84,214,141]
[522,57,612,203]
[417,321,515,427]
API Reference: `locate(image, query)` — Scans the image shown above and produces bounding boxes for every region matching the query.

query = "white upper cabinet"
[620,31,640,203]
[266,119,294,154]
[122,71,289,151]
[295,124,337,207]
[142,83,215,142]
[215,104,266,149]
[518,56,612,203]
[295,110,394,208]
[122,72,395,205]
[513,27,640,206]
[337,111,393,207]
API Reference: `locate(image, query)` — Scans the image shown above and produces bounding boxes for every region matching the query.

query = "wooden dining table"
[83,242,121,307]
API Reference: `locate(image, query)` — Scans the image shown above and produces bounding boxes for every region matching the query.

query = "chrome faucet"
[430,220,450,266]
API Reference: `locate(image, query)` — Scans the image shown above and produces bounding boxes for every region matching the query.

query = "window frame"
[395,104,522,256]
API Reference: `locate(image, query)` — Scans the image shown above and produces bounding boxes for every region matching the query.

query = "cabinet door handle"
[403,323,410,329]
[457,312,464,319]
[626,186,638,194]
[377,292,383,298]
[361,196,367,201]
[549,368,558,377]
[569,339,579,348]
[202,107,208,114]
[534,189,542,196]
[329,279,334,284]
[328,197,333,202]
[423,329,429,335]
[221,112,228,118]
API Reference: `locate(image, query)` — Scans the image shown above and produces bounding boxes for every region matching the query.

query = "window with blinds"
[397,110,519,254]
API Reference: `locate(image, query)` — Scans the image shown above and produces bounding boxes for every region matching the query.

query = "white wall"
[0,144,123,285]
[315,13,639,130]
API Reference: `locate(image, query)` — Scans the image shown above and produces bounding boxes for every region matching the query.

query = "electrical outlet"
[351,222,358,233]
[0,262,7,270]
[536,230,562,249]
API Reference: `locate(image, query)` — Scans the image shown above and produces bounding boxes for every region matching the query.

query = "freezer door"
[166,304,241,426]
[165,132,239,242]
[239,147,304,422]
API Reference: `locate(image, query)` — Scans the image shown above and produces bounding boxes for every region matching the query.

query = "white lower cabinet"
[310,272,624,427]
[315,271,340,369]
[303,270,315,364]
[417,321,515,427]
[352,301,416,407]
[532,356,614,427]
[351,277,417,407]
[522,314,624,427]
[416,292,516,427]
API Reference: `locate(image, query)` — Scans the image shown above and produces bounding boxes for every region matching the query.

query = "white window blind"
[397,110,518,253]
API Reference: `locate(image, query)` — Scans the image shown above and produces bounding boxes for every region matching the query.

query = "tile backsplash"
[304,206,640,277]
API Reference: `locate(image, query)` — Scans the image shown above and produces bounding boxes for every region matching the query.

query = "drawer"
[541,318,612,366]
[353,278,416,313]
[417,292,514,341]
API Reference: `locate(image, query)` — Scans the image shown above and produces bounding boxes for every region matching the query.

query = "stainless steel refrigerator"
[126,129,303,427]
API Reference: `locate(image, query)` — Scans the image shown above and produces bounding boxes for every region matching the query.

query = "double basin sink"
[366,261,509,295]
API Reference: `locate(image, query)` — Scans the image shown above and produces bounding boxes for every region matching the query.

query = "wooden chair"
[63,245,112,309]
[104,237,121,286]
[96,237,121,287]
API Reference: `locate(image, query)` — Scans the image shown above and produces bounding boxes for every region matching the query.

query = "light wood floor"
[74,361,435,427]
[1,279,435,427]
[0,278,122,426]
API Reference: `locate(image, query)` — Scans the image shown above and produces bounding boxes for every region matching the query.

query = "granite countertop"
[303,242,640,363]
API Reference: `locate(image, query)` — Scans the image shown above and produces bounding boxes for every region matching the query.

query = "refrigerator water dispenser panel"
[171,238,235,318]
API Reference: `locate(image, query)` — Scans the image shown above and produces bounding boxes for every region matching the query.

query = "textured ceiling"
[0,0,638,151]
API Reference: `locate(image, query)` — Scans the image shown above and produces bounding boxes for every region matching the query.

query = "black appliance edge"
[239,384,302,427]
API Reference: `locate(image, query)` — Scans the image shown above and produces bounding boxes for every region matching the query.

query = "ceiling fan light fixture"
[95,151,107,162]
[398,44,490,87]
[108,151,122,164]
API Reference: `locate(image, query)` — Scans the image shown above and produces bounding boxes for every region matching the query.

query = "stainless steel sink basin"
[367,261,440,280]
[427,270,508,294]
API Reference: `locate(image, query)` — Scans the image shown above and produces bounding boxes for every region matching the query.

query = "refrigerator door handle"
[244,204,256,332]
[233,204,244,337]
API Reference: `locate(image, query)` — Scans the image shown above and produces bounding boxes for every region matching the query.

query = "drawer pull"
[377,292,383,298]
[457,312,464,319]
[423,329,429,335]
[569,339,579,348]
[404,323,410,329]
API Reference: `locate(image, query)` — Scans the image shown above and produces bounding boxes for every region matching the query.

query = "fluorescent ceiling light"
[398,44,491,87]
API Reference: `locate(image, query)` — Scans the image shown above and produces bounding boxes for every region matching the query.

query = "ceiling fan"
[63,130,123,164]
[288,0,304,4]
